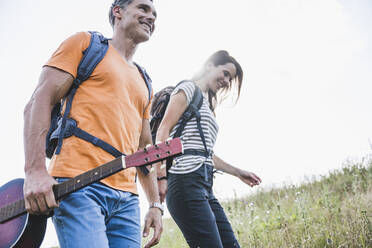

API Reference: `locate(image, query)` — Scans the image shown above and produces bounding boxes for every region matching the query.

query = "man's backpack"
[45,31,152,174]
[150,81,211,171]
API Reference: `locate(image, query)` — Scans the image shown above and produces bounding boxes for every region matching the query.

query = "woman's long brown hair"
[200,50,243,113]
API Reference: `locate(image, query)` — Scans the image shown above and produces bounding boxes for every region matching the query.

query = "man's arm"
[213,154,262,187]
[23,66,74,215]
[137,119,162,248]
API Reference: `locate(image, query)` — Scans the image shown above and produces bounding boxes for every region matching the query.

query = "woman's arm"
[213,154,262,187]
[155,90,188,202]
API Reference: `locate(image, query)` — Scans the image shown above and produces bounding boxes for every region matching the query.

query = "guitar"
[0,138,183,248]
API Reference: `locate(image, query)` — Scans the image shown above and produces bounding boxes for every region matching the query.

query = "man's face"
[116,0,157,43]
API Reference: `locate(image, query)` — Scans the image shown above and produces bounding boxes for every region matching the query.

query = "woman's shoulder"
[171,80,196,104]
[175,80,196,91]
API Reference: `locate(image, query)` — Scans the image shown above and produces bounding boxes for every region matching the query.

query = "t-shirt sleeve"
[171,81,195,105]
[143,92,153,119]
[45,32,91,78]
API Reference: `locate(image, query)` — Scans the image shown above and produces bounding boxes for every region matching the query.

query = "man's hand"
[157,179,167,203]
[143,207,163,248]
[237,170,262,187]
[24,169,59,215]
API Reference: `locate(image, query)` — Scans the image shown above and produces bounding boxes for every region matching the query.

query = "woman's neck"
[193,78,209,93]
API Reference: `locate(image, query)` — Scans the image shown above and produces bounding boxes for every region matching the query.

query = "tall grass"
[151,158,372,247]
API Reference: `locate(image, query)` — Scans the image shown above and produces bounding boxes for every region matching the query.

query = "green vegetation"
[150,158,372,247]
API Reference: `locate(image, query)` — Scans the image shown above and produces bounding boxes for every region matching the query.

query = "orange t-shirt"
[46,32,152,194]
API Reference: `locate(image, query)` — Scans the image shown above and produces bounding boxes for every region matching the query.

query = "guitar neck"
[0,138,183,224]
[54,155,125,200]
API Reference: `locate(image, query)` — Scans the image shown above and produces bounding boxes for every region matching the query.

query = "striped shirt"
[168,81,219,174]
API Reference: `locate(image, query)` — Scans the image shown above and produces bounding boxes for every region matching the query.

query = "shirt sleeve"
[45,32,91,78]
[171,81,195,105]
[143,92,153,119]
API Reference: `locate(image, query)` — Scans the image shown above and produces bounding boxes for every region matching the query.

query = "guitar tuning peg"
[160,163,166,169]
[165,138,171,146]
[150,166,155,173]
[154,141,161,149]
[144,144,151,153]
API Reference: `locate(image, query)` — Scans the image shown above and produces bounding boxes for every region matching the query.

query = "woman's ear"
[204,62,215,73]
[205,62,214,72]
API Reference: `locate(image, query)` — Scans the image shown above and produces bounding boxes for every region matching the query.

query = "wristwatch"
[149,202,164,215]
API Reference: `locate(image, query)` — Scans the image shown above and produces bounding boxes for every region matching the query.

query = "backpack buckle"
[50,118,77,140]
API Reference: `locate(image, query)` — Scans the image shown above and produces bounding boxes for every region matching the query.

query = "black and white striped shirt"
[168,81,219,174]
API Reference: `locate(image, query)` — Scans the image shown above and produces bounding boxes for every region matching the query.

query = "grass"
[148,158,372,247]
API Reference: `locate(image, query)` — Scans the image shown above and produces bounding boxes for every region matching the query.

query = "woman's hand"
[237,170,262,187]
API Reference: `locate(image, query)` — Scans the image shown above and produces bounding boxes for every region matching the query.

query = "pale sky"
[1,0,371,247]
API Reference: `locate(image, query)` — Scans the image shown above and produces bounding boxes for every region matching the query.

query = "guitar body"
[0,179,47,248]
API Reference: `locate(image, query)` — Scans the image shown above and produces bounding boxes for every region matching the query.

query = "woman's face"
[208,62,237,94]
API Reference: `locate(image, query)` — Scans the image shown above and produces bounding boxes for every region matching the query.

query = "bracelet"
[149,202,164,215]
[157,176,168,181]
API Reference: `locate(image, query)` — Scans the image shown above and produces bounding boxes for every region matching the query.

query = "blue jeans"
[166,165,240,248]
[52,178,141,248]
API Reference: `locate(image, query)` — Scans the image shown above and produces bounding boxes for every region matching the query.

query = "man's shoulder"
[63,31,91,45]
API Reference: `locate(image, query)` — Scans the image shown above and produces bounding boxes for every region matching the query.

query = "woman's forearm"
[213,154,241,176]
[155,126,171,177]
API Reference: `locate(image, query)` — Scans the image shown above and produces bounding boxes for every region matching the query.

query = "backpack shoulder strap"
[174,80,203,109]
[134,62,152,104]
[173,82,203,138]
[191,84,203,110]
[75,31,109,85]
[54,31,109,155]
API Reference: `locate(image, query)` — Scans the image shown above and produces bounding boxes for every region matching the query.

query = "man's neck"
[110,32,138,65]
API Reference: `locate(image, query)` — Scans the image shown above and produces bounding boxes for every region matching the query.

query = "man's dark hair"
[109,0,153,28]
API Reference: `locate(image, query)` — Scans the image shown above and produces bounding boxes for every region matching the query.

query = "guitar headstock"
[125,138,183,168]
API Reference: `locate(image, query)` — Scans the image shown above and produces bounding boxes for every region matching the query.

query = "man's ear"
[112,5,123,22]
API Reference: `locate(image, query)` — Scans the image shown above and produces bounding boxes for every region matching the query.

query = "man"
[23,0,162,247]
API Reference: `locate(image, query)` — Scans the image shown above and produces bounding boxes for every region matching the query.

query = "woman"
[154,50,261,248]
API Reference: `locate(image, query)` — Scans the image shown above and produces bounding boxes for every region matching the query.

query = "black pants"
[166,164,240,248]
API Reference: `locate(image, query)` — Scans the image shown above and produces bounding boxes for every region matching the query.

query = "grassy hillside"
[148,159,372,247]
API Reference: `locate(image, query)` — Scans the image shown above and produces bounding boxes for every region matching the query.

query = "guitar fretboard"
[53,155,125,200]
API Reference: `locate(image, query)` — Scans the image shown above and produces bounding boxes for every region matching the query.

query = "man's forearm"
[137,167,160,203]
[23,95,53,175]
[137,119,161,203]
